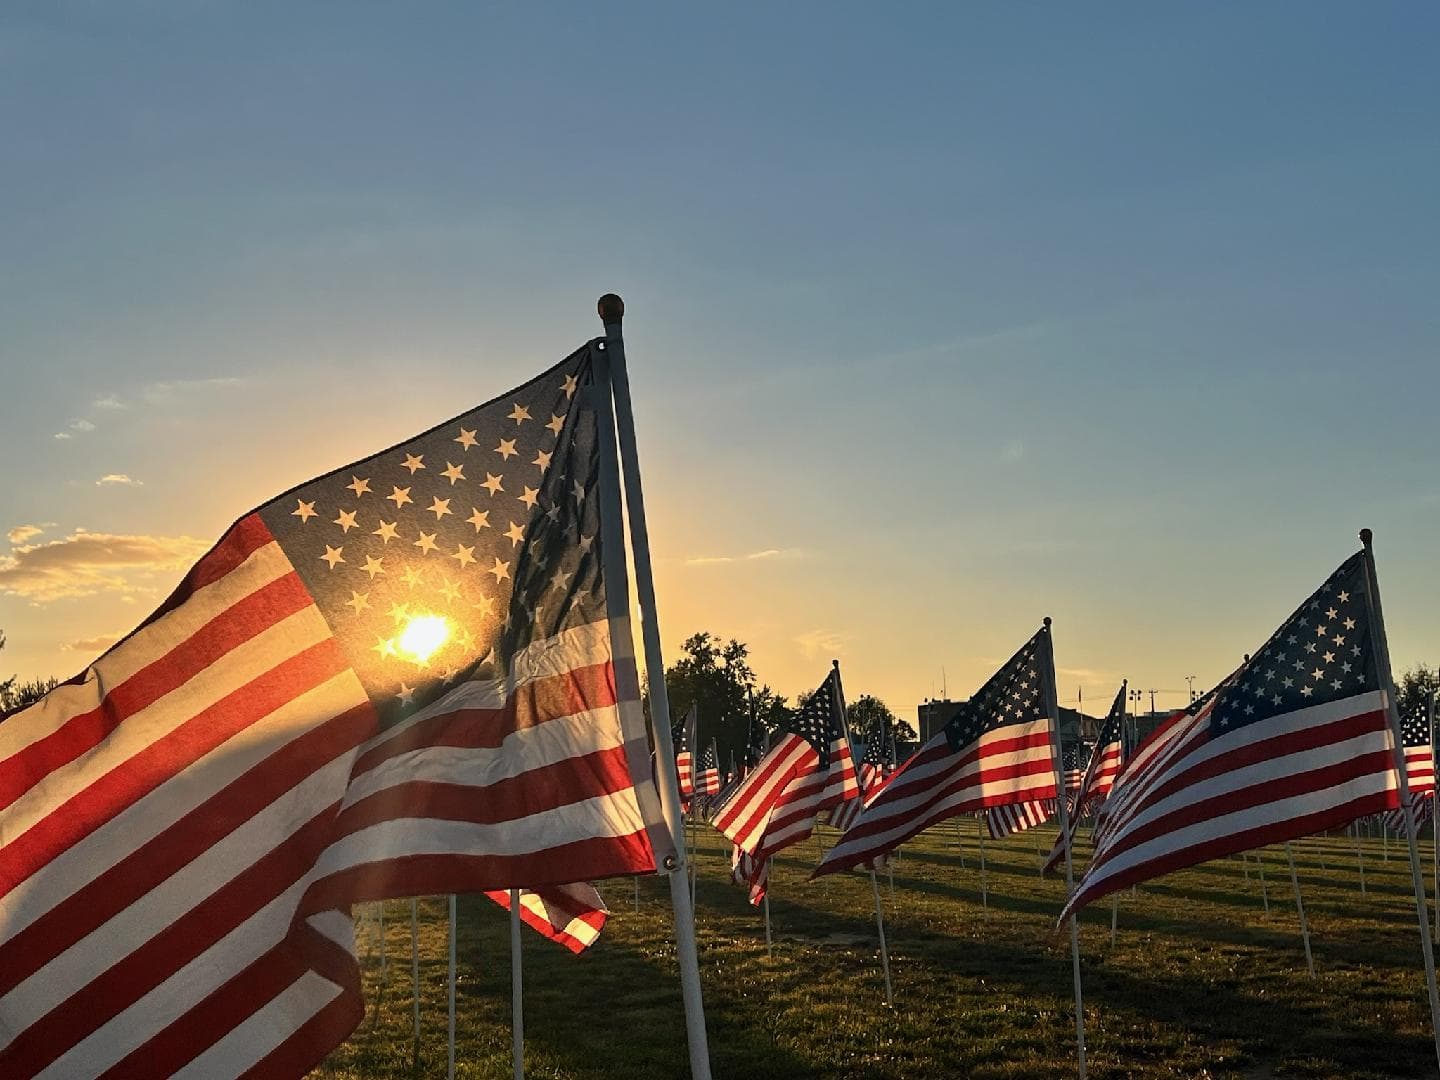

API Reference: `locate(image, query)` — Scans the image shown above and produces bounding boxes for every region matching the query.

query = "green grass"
[315,823,1440,1078]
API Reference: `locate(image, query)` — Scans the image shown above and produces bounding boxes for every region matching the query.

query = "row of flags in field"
[4,309,1437,1079]
[701,547,1434,929]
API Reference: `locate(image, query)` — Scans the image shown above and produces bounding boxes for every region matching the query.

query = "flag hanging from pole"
[674,704,696,804]
[713,667,857,865]
[1061,551,1399,920]
[830,725,892,832]
[1042,684,1127,874]
[814,626,1058,879]
[696,740,721,798]
[0,343,673,1078]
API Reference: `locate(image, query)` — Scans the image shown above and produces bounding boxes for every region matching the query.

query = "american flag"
[674,704,696,800]
[1063,739,1089,793]
[729,845,768,907]
[714,666,858,865]
[830,725,891,832]
[486,882,608,955]
[697,740,721,798]
[814,626,1058,879]
[1386,795,1436,833]
[1397,705,1435,798]
[1043,683,1127,874]
[1062,551,1399,919]
[0,345,672,1077]
[987,799,1053,840]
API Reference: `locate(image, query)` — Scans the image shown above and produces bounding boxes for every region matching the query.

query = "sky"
[1,2,1437,720]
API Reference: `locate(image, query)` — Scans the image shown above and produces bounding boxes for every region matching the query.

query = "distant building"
[916,699,1100,748]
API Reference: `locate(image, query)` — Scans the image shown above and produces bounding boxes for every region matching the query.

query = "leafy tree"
[846,693,917,748]
[1397,664,1439,726]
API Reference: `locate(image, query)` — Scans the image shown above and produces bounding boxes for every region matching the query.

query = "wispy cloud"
[141,376,245,405]
[1000,439,1025,463]
[6,524,46,545]
[684,547,801,567]
[95,474,143,487]
[0,529,208,602]
[61,632,123,654]
[92,394,126,410]
[795,628,847,659]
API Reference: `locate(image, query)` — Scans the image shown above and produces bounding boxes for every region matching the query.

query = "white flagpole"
[1361,529,1440,1071]
[763,888,773,958]
[1353,822,1366,896]
[378,901,387,984]
[447,894,457,1080]
[978,816,988,909]
[411,898,421,1054]
[510,889,524,1080]
[1430,688,1438,942]
[869,868,894,1007]
[1042,618,1086,1079]
[596,295,712,1079]
[634,876,641,913]
[1109,895,1117,946]
[1284,843,1315,977]
[1258,849,1270,914]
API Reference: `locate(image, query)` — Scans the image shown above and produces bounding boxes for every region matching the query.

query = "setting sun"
[396,613,451,665]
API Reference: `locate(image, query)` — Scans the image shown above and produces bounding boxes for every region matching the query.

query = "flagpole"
[447,894,457,1080]
[1258,849,1270,914]
[510,889,524,1080]
[978,816,988,909]
[763,880,773,960]
[1042,618,1086,1080]
[411,898,421,1059]
[869,868,895,1007]
[1361,529,1440,1072]
[1431,688,1438,942]
[1284,843,1315,977]
[596,295,712,1080]
[378,901,387,984]
[1353,822,1366,897]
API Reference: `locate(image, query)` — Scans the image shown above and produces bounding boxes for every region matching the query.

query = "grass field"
[315,823,1440,1079]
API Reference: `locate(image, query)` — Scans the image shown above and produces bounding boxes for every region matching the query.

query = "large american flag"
[814,626,1057,879]
[714,666,858,866]
[0,345,672,1077]
[1062,552,1400,919]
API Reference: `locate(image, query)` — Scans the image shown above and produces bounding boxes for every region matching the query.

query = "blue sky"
[2,2,1436,713]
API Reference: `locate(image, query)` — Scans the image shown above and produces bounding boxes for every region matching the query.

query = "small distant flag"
[714,666,858,865]
[730,845,769,907]
[814,626,1058,879]
[830,724,892,832]
[674,703,696,800]
[697,740,721,797]
[1062,550,1400,919]
[987,799,1053,840]
[1043,683,1127,874]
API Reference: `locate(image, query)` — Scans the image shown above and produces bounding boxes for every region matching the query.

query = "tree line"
[652,630,916,773]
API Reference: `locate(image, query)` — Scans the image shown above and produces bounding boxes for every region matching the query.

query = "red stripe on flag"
[0,701,375,999]
[0,571,315,813]
[0,637,349,901]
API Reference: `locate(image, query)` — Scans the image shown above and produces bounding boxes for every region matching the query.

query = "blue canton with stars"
[1209,552,1378,734]
[784,670,846,769]
[944,628,1051,752]
[257,343,608,728]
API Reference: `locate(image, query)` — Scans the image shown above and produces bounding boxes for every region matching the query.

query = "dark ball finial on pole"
[1043,616,1052,629]
[597,293,625,325]
[1360,528,1373,547]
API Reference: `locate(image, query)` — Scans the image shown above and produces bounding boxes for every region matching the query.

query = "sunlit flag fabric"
[1380,709,1435,831]
[814,627,1058,879]
[1043,684,1127,874]
[730,845,768,907]
[1061,552,1399,920]
[714,667,858,865]
[0,345,672,1078]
